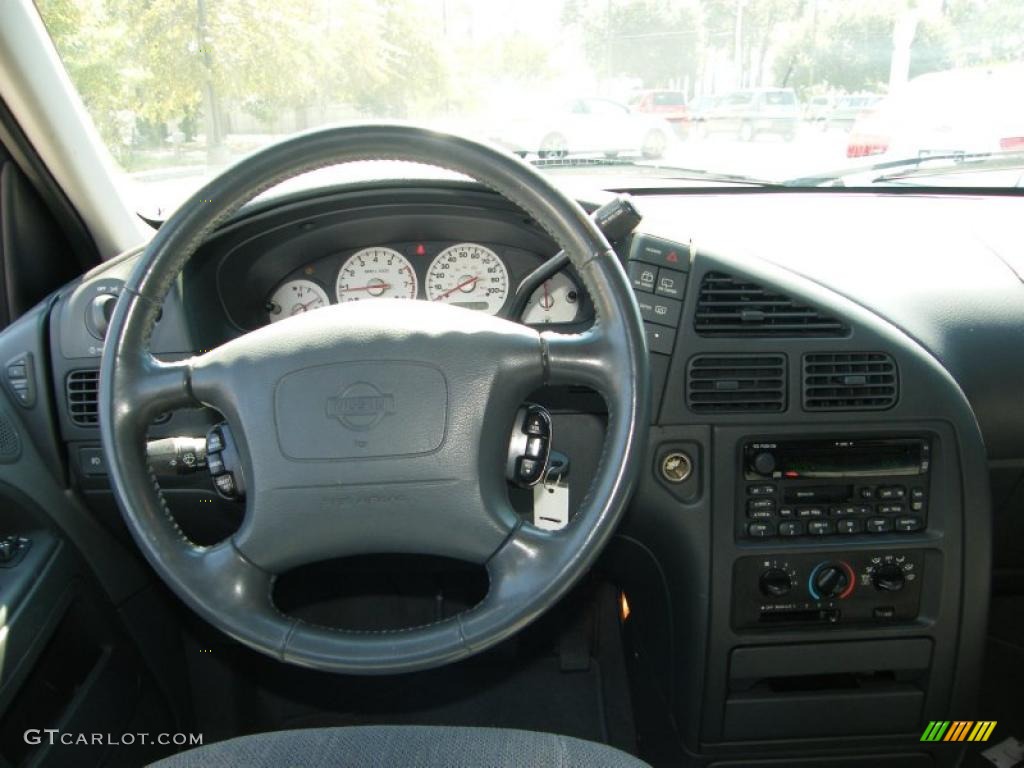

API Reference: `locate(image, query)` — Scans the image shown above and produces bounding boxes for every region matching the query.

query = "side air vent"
[687,354,786,413]
[694,272,847,337]
[803,352,898,411]
[67,369,100,426]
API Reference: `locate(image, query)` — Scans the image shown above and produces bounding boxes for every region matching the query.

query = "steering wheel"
[100,125,650,674]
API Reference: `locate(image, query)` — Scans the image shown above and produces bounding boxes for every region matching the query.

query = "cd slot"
[782,484,852,503]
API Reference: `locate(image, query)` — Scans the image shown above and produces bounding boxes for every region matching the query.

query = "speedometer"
[426,243,509,315]
[336,247,418,302]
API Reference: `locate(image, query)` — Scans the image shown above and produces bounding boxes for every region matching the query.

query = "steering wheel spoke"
[541,325,620,396]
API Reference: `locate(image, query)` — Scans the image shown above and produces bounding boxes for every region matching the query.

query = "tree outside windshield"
[36,0,1024,210]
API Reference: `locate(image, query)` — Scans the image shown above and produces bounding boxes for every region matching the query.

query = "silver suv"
[698,87,800,141]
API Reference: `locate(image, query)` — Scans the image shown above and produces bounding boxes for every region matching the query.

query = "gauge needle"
[542,280,551,310]
[434,276,479,300]
[341,283,392,293]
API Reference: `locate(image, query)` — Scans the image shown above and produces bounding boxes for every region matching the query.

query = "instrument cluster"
[265,241,585,326]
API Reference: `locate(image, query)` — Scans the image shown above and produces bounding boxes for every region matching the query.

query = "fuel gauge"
[267,280,330,323]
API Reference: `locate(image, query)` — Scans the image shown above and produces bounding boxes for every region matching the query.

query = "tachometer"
[267,280,330,323]
[336,247,418,302]
[426,243,509,315]
[522,272,581,324]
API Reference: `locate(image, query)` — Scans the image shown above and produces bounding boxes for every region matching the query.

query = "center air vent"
[694,272,847,337]
[67,369,100,426]
[803,352,899,410]
[687,354,786,413]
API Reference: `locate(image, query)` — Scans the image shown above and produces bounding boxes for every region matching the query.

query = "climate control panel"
[732,550,924,629]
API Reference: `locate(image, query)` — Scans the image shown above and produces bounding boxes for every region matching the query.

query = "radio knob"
[872,564,906,592]
[752,451,777,476]
[811,563,850,599]
[759,568,792,597]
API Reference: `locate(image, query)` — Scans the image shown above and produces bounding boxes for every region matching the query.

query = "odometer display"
[426,243,509,315]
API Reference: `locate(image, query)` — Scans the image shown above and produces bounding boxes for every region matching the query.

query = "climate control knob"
[810,562,853,600]
[872,564,906,592]
[759,568,792,597]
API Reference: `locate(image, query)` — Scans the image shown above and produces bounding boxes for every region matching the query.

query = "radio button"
[878,503,905,515]
[859,487,875,499]
[747,484,777,496]
[837,519,863,534]
[831,505,858,517]
[778,521,802,536]
[777,506,795,518]
[895,516,923,532]
[867,517,893,533]
[747,509,775,521]
[747,498,776,512]
[878,486,906,500]
[797,506,825,519]
[855,504,873,515]
[807,520,834,535]
[910,487,925,500]
[747,522,775,537]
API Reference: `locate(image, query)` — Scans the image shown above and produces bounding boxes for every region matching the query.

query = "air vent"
[803,352,898,410]
[694,272,847,337]
[67,369,100,426]
[687,354,786,413]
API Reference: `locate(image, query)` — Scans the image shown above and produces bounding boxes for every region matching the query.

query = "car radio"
[738,437,931,539]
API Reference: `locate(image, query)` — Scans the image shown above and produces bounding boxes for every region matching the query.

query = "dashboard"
[19,179,1024,768]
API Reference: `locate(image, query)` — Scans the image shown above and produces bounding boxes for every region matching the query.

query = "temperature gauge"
[522,272,580,324]
[267,280,330,323]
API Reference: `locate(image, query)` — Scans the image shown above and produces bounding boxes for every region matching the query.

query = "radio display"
[745,438,929,479]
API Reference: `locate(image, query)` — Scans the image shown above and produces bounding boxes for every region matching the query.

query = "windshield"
[36,0,1024,212]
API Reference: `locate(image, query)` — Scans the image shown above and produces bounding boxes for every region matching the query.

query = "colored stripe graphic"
[920,720,996,742]
[967,722,997,742]
[921,721,950,741]
[944,721,972,741]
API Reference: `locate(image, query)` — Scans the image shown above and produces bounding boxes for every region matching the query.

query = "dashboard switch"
[654,268,687,300]
[79,447,107,476]
[637,294,682,328]
[627,262,657,293]
[643,323,676,355]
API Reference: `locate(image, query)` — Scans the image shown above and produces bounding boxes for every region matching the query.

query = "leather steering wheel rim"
[100,124,650,674]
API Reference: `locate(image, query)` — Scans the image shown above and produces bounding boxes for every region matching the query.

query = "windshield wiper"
[785,150,1024,187]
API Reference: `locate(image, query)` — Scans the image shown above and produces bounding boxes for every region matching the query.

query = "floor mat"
[270,653,610,743]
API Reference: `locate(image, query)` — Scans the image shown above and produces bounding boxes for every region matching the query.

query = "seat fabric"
[148,724,651,768]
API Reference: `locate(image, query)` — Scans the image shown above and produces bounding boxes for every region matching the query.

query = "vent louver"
[803,352,898,410]
[694,272,847,337]
[67,369,100,426]
[686,354,786,413]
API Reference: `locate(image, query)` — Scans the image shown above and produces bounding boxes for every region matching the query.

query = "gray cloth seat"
[149,725,650,768]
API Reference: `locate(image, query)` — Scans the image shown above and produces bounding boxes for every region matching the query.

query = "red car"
[629,90,689,136]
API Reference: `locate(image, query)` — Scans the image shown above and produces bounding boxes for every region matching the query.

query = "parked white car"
[848,64,1024,158]
[491,97,674,160]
